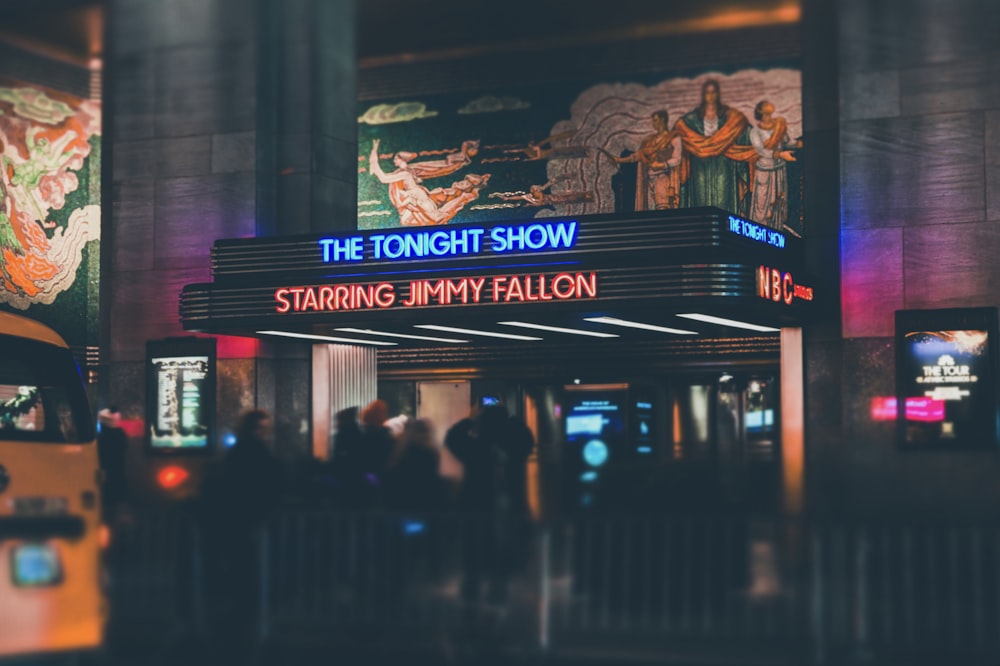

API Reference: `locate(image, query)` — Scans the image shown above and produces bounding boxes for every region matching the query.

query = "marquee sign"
[728,215,786,249]
[181,210,818,335]
[274,271,599,313]
[318,220,579,264]
[756,265,813,305]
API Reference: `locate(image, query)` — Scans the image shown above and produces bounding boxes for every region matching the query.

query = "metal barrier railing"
[104,510,201,645]
[105,509,1000,664]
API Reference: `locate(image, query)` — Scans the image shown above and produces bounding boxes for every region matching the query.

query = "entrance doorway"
[416,380,470,445]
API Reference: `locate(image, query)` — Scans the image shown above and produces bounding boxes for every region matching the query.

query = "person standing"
[202,408,281,665]
[446,404,534,611]
[613,110,682,210]
[748,100,801,230]
[359,399,396,494]
[384,418,446,514]
[673,79,758,215]
[96,406,128,521]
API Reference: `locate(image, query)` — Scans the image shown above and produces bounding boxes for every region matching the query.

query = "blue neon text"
[318,221,578,263]
[489,221,577,253]
[319,236,364,262]
[728,215,785,249]
[370,228,486,260]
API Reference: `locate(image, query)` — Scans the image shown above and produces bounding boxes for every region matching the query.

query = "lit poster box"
[146,338,216,454]
[895,308,1000,449]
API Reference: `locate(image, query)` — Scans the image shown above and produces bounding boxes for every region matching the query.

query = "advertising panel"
[146,338,216,453]
[896,308,999,449]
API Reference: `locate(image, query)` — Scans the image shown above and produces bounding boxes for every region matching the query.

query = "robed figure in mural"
[613,110,682,210]
[368,138,487,226]
[748,100,801,230]
[673,79,758,216]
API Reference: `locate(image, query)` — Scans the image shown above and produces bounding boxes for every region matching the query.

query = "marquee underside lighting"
[414,324,542,341]
[335,327,469,343]
[584,316,698,335]
[498,321,619,338]
[257,330,397,345]
[675,313,780,332]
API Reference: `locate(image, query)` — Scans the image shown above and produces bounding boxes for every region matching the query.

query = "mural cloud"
[458,95,531,115]
[358,101,438,125]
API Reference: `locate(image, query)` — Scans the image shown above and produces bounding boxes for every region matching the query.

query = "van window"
[0,335,94,443]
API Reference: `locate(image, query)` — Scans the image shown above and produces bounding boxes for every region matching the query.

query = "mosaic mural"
[0,79,101,346]
[358,64,802,235]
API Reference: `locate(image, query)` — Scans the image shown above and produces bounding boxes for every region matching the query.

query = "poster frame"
[895,307,1000,451]
[145,337,217,456]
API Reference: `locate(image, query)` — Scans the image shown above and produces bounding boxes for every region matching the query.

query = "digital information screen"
[633,389,655,456]
[564,388,627,508]
[147,338,216,453]
[896,308,999,449]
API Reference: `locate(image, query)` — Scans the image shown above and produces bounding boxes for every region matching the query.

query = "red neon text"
[757,266,813,305]
[274,272,599,313]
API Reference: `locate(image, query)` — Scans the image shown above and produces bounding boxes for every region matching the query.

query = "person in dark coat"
[96,407,128,521]
[359,399,396,493]
[446,404,534,609]
[202,408,281,665]
[329,407,375,508]
[384,418,446,514]
[382,419,447,606]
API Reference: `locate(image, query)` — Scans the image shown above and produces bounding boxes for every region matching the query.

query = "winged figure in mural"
[368,138,491,226]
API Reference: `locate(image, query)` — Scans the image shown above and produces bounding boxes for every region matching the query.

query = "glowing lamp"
[156,465,190,490]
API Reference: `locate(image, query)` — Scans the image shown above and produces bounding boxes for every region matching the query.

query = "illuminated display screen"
[151,356,209,448]
[318,220,578,264]
[566,413,604,436]
[896,308,1000,449]
[147,339,216,454]
[633,391,655,456]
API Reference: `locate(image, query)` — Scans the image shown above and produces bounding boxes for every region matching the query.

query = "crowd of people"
[193,399,535,657]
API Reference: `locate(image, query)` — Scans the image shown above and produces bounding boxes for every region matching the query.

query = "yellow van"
[0,311,103,658]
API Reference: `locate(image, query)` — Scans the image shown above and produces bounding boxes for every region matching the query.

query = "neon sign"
[318,220,578,263]
[729,215,786,249]
[870,396,945,422]
[274,271,598,313]
[756,266,813,304]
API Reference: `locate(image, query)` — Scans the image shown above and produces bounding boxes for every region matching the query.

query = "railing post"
[258,522,270,642]
[539,526,551,652]
[190,523,205,636]
[853,528,872,661]
[810,528,826,665]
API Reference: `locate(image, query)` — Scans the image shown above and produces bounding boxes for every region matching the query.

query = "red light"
[870,396,896,421]
[99,523,111,549]
[157,465,189,490]
[870,396,946,422]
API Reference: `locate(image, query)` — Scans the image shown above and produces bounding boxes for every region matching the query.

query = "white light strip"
[675,313,780,332]
[257,330,397,346]
[583,316,698,335]
[414,324,542,341]
[335,327,468,344]
[498,321,619,338]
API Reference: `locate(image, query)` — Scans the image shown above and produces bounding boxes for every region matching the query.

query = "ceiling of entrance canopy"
[359,0,800,63]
